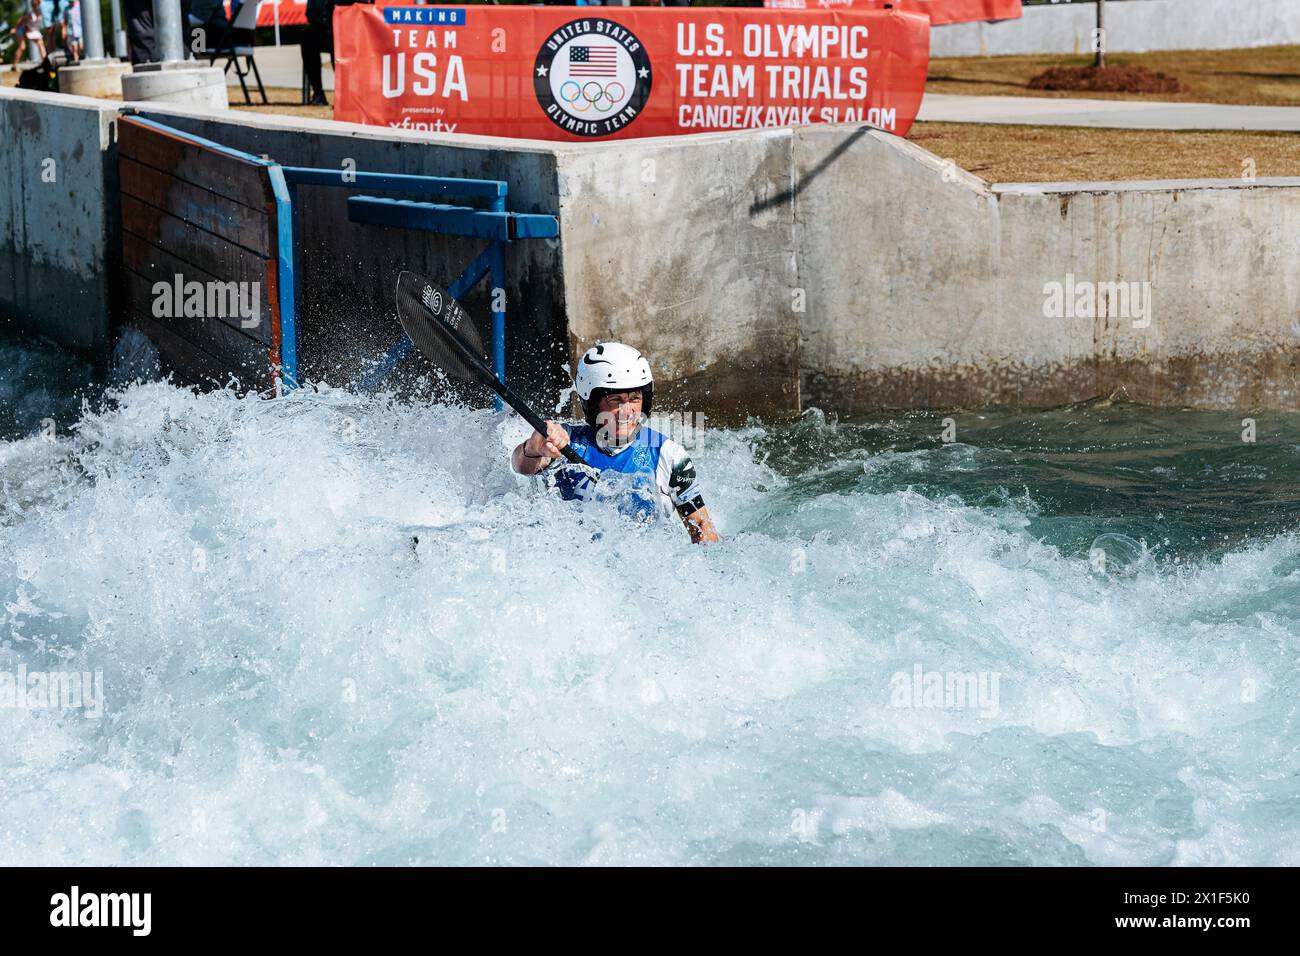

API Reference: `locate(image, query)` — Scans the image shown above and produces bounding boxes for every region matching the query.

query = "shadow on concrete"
[749,125,872,216]
[926,74,1020,88]
[1213,71,1300,80]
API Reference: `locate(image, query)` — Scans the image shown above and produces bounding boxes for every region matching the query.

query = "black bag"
[18,57,58,93]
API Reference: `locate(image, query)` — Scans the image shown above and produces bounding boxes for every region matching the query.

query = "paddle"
[393,270,588,467]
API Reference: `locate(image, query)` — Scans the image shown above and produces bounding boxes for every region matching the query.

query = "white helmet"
[574,341,653,427]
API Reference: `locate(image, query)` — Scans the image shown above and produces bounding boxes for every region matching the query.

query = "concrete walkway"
[917,93,1300,132]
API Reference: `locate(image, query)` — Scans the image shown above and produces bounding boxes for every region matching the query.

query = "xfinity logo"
[50,886,151,936]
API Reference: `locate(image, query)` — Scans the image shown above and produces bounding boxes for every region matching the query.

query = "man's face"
[595,390,644,445]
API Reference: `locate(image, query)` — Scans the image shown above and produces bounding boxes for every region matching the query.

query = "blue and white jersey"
[541,423,704,521]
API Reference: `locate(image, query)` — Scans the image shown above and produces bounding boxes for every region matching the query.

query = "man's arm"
[679,504,721,544]
[666,447,720,544]
[511,420,569,476]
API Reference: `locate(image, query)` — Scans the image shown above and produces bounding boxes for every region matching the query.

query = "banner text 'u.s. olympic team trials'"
[332,6,930,141]
[763,0,1023,26]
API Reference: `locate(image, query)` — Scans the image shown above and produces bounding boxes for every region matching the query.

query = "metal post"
[81,0,106,59]
[274,0,280,47]
[269,166,300,393]
[1095,0,1106,69]
[153,0,184,63]
[109,0,128,59]
[490,242,506,410]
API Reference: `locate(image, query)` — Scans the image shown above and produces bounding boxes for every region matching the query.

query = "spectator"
[9,0,47,66]
[60,0,82,64]
[186,0,232,57]
[301,0,332,106]
[124,0,156,64]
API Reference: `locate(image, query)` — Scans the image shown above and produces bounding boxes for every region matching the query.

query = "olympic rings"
[557,76,625,113]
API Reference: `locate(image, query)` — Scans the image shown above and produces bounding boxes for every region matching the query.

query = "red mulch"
[1027,64,1184,94]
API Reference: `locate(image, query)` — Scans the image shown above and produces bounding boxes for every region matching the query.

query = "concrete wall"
[934,0,1300,57]
[4,88,1299,417]
[552,130,801,421]
[794,125,1300,412]
[0,88,120,354]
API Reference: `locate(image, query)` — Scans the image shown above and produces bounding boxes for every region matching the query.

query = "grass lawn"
[927,46,1300,106]
[907,121,1300,183]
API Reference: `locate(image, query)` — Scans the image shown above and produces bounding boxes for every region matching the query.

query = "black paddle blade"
[393,270,588,467]
[394,271,490,385]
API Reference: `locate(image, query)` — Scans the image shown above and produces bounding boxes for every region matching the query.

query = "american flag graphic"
[569,45,619,77]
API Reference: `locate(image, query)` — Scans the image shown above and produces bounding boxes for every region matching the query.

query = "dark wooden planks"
[116,117,282,389]
[123,270,272,389]
[119,156,273,257]
[118,117,273,213]
[121,230,274,346]
[122,194,273,298]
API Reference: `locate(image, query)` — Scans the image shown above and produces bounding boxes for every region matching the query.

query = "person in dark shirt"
[123,0,155,64]
[186,0,231,57]
[301,0,333,106]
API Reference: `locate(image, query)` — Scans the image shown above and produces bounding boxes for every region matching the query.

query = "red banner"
[225,1,308,29]
[258,1,307,29]
[764,0,1022,26]
[333,5,930,142]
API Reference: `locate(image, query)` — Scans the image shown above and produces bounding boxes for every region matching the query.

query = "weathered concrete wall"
[0,88,120,354]
[934,0,1300,57]
[794,124,1300,412]
[552,129,801,422]
[4,89,1300,418]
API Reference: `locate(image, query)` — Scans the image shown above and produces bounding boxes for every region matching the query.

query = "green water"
[754,404,1300,562]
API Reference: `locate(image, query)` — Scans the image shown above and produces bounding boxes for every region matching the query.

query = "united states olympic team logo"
[534,19,652,138]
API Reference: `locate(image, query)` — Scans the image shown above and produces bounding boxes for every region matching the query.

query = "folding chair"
[202,0,267,105]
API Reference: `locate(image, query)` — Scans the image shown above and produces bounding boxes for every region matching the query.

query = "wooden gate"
[117,115,286,391]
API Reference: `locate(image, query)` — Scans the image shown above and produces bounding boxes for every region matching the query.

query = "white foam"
[1,381,1296,865]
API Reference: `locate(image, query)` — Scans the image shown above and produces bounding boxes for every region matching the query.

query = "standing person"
[301,0,333,106]
[123,0,155,64]
[61,0,82,63]
[511,342,721,544]
[186,0,231,57]
[9,0,47,66]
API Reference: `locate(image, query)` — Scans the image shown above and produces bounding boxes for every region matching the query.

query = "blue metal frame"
[279,166,556,409]
[119,115,559,405]
[267,165,299,392]
[281,167,507,201]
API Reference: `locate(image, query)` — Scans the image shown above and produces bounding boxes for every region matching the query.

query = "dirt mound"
[1027,64,1184,94]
